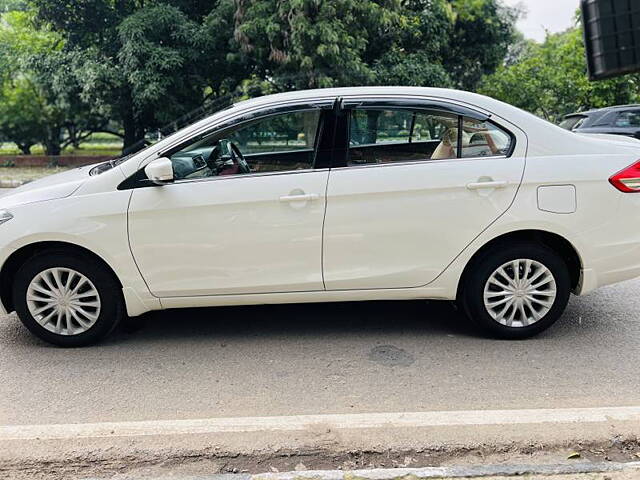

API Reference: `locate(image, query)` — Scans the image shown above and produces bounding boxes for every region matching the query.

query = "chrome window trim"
[349,139,440,149]
[164,167,329,187]
[341,155,510,171]
[242,147,315,158]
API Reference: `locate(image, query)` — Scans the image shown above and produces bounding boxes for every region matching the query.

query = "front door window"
[168,109,322,180]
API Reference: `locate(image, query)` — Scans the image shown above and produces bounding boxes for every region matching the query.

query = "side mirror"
[144,157,174,185]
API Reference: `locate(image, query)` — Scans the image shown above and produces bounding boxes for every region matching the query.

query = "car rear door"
[322,97,527,290]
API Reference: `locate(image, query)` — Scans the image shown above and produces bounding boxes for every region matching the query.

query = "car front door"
[127,102,333,297]
[322,97,527,290]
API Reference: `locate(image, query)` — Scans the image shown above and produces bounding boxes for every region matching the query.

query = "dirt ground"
[2,439,640,480]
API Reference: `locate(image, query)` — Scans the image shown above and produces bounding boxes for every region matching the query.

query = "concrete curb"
[254,462,640,479]
[82,461,640,480]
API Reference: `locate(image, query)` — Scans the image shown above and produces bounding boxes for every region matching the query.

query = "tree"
[30,0,247,152]
[373,50,453,87]
[0,79,45,154]
[370,0,454,87]
[443,0,520,91]
[233,0,400,89]
[480,27,639,122]
[16,0,520,153]
[0,9,113,155]
[26,50,114,154]
[0,9,61,154]
[0,0,27,11]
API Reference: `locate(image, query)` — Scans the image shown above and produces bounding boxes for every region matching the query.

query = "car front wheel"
[13,251,124,347]
[460,242,571,339]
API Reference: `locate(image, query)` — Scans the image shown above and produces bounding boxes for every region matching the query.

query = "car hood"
[0,167,90,209]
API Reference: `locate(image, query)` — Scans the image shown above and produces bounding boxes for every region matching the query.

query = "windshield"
[560,116,586,130]
[88,151,139,176]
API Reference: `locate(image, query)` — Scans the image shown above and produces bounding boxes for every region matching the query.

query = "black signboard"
[582,0,640,80]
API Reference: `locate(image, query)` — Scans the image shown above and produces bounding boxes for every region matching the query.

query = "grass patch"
[0,133,123,157]
[0,166,71,183]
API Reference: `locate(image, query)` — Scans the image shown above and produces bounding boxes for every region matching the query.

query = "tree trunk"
[67,124,82,149]
[44,125,62,156]
[16,143,32,155]
[122,107,137,154]
[121,90,147,155]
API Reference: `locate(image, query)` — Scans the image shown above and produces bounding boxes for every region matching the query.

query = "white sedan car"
[2,87,639,346]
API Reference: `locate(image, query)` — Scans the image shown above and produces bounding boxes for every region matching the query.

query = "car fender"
[0,194,161,316]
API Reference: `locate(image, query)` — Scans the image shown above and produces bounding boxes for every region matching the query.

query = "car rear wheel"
[13,251,124,347]
[460,242,571,339]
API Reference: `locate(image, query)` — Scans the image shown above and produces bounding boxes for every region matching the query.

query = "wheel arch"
[0,241,123,314]
[456,229,583,300]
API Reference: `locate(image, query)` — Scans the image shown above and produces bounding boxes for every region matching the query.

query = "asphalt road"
[1,277,640,427]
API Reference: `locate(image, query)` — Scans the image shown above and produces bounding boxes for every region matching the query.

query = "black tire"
[13,251,124,347]
[459,242,571,339]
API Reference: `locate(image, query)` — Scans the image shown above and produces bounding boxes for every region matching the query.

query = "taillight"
[609,160,640,192]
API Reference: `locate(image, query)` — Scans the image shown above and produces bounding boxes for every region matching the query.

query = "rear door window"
[460,118,513,158]
[347,107,513,166]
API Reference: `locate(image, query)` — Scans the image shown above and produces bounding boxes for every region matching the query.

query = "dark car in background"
[560,105,640,139]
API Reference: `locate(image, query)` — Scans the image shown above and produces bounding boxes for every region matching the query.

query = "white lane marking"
[2,406,640,441]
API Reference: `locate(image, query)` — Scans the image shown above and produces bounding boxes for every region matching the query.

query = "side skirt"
[159,286,452,310]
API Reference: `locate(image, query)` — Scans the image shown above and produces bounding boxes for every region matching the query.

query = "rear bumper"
[577,264,640,296]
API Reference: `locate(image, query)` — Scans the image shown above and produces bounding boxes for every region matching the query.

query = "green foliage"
[233,0,515,91]
[0,10,61,77]
[0,79,46,154]
[234,0,400,89]
[0,0,28,12]
[480,27,639,122]
[118,5,203,123]
[370,0,454,86]
[1,0,520,153]
[29,0,250,151]
[373,50,453,87]
[0,10,65,154]
[198,0,250,96]
[444,0,520,90]
[395,0,455,60]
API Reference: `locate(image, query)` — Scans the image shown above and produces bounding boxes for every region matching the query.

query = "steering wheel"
[227,141,251,174]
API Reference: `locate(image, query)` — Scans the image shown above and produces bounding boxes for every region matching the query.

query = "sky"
[502,0,581,42]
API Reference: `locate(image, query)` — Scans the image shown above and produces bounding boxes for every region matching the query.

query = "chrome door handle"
[466,180,508,190]
[279,193,319,203]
